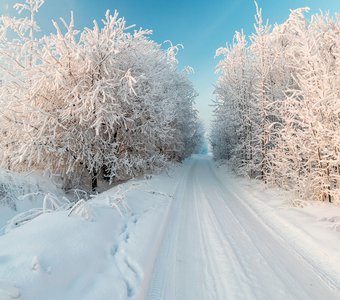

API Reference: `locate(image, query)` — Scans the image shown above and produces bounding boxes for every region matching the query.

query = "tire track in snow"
[205,160,340,298]
[192,165,257,299]
[145,160,196,300]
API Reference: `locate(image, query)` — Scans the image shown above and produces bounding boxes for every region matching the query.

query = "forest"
[211,4,340,203]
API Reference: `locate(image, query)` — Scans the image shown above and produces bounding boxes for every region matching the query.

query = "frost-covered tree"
[271,9,340,202]
[212,3,339,202]
[0,0,44,169]
[0,1,202,190]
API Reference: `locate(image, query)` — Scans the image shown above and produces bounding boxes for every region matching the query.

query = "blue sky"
[1,0,339,130]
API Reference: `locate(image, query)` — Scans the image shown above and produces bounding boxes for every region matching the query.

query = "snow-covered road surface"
[145,156,339,300]
[1,156,339,300]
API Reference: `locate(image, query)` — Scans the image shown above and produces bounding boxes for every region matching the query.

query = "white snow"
[146,156,340,299]
[0,164,180,300]
[215,162,340,292]
[0,155,340,299]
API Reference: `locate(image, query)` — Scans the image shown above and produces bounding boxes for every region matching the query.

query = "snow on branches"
[211,5,340,202]
[0,1,202,191]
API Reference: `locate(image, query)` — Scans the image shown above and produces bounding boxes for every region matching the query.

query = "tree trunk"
[91,169,98,192]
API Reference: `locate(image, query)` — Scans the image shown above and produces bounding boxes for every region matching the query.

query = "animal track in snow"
[110,215,142,297]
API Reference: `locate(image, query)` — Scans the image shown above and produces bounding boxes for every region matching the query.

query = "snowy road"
[145,156,339,300]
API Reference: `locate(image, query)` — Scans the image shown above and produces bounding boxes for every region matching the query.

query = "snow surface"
[0,163,180,300]
[0,155,340,299]
[146,156,340,299]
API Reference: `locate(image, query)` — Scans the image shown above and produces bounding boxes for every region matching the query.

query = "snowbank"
[0,162,183,300]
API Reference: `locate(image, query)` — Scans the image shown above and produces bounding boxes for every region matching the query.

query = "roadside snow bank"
[0,161,184,300]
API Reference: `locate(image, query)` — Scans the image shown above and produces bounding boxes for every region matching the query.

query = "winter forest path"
[144,156,339,300]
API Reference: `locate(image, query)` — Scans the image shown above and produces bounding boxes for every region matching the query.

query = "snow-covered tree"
[212,3,339,202]
[271,9,340,202]
[0,0,44,169]
[0,1,202,191]
[212,30,255,171]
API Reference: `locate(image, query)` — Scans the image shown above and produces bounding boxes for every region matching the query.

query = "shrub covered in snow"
[0,168,62,210]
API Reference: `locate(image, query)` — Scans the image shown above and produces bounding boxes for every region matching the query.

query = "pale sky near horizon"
[1,0,339,131]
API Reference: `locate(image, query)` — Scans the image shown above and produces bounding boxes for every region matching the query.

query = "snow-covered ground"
[214,162,340,293]
[146,156,340,299]
[0,155,340,299]
[0,164,182,300]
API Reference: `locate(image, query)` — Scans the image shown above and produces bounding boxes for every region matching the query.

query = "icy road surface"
[145,156,339,300]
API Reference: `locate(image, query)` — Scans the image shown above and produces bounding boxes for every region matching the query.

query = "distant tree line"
[0,0,203,190]
[211,4,339,202]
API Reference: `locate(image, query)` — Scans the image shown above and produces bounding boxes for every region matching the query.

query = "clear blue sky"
[1,0,339,130]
